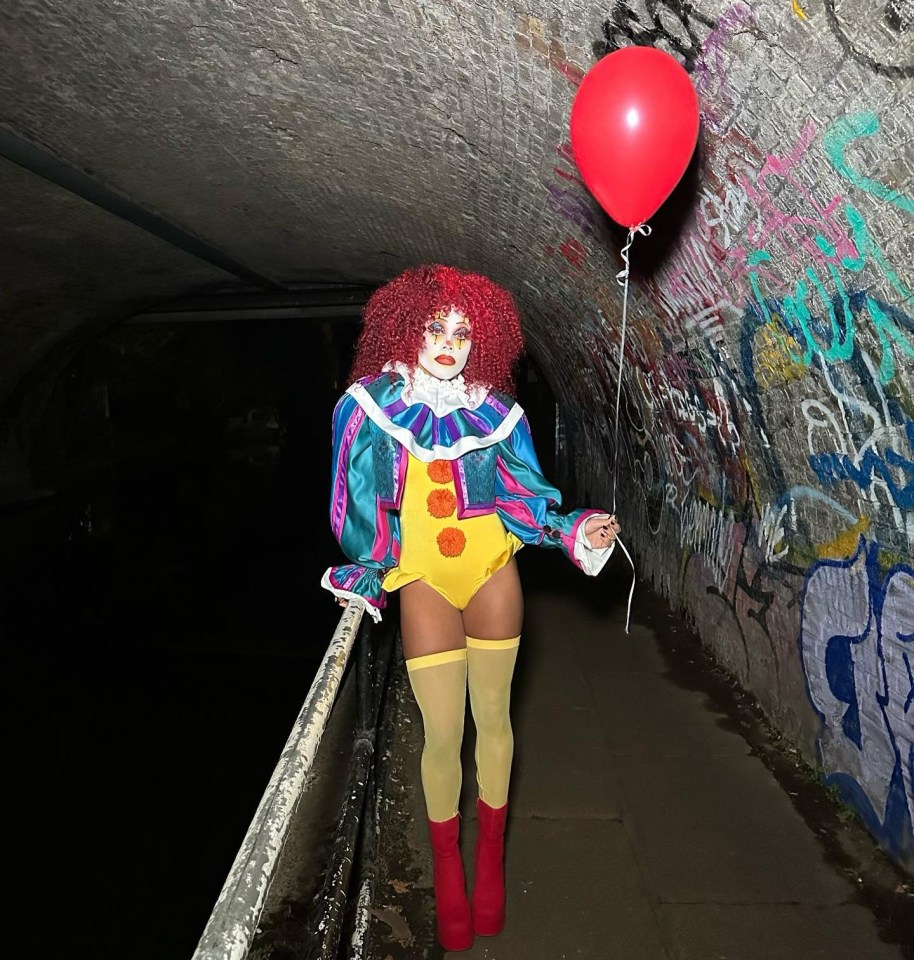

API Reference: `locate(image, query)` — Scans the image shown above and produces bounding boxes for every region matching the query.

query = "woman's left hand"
[585,514,621,549]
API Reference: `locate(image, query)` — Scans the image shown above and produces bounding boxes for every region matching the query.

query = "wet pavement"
[367,549,914,959]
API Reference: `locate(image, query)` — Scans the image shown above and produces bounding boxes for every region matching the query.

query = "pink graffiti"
[744,121,856,269]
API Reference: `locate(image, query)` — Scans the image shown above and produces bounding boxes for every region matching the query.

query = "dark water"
[3,446,344,959]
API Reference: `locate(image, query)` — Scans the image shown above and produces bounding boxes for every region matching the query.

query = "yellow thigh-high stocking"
[405,648,468,823]
[466,636,520,808]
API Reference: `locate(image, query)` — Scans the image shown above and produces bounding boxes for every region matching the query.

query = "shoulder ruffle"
[347,371,524,462]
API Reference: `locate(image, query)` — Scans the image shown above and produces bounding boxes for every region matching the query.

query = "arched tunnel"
[3,2,914,959]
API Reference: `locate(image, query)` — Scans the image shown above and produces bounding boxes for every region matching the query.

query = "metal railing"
[307,605,396,960]
[192,600,392,960]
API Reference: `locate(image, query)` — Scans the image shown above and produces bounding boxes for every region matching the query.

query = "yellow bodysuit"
[382,453,522,609]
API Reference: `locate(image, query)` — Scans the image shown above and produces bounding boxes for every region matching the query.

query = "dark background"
[2,315,556,959]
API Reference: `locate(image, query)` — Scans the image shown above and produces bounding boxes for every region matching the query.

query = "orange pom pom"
[437,527,466,557]
[427,488,457,518]
[427,459,453,484]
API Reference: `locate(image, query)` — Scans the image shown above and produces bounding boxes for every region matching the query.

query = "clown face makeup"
[417,308,472,380]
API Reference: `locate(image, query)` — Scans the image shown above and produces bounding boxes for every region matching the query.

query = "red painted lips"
[435,355,455,365]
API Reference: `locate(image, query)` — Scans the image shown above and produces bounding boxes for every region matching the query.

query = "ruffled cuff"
[321,565,387,623]
[573,514,615,576]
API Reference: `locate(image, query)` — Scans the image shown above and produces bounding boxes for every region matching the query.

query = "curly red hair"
[348,264,525,393]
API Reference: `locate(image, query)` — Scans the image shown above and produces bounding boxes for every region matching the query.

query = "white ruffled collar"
[383,361,488,416]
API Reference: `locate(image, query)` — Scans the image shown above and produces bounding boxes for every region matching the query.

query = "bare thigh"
[399,579,468,660]
[462,558,524,641]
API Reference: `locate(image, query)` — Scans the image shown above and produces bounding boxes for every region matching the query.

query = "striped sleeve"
[494,415,604,573]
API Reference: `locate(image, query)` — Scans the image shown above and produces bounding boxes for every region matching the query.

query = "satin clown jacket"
[322,368,611,621]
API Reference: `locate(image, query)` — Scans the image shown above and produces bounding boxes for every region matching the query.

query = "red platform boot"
[471,798,508,936]
[427,815,473,951]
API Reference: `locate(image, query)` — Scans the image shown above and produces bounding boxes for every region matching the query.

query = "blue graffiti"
[748,243,914,384]
[800,537,914,870]
[809,419,914,509]
[738,289,914,504]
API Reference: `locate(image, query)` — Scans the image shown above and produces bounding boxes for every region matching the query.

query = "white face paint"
[417,308,472,380]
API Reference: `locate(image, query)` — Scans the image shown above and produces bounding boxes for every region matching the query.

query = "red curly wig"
[348,264,525,394]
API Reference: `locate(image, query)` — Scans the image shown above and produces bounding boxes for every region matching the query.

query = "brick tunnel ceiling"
[2,2,913,423]
[0,2,709,402]
[2,1,911,413]
[5,1,914,873]
[2,0,630,405]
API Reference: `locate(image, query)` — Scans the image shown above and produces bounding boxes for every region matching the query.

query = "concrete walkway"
[368,555,908,959]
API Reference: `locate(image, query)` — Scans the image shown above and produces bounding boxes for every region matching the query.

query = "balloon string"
[610,222,650,634]
[611,222,650,514]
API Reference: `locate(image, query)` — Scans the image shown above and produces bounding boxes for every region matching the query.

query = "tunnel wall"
[532,4,914,873]
[2,0,912,874]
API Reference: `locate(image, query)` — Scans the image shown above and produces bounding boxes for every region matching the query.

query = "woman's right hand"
[584,513,621,548]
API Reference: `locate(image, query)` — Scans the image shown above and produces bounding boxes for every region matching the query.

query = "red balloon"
[570,46,699,228]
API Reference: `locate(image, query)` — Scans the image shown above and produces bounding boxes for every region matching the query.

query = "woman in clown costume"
[322,263,620,951]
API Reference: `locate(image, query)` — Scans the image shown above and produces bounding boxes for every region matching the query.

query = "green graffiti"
[839,203,913,306]
[749,230,914,382]
[838,202,914,382]
[748,249,852,371]
[824,112,914,216]
[745,114,914,383]
[811,234,854,363]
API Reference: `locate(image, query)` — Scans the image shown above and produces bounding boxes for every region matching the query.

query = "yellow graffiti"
[744,452,763,515]
[527,15,547,38]
[878,547,908,573]
[791,0,808,20]
[816,517,870,559]
[753,320,805,390]
[695,484,719,508]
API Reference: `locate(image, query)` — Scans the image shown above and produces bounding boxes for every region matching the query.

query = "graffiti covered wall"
[3,0,913,875]
[515,2,914,871]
